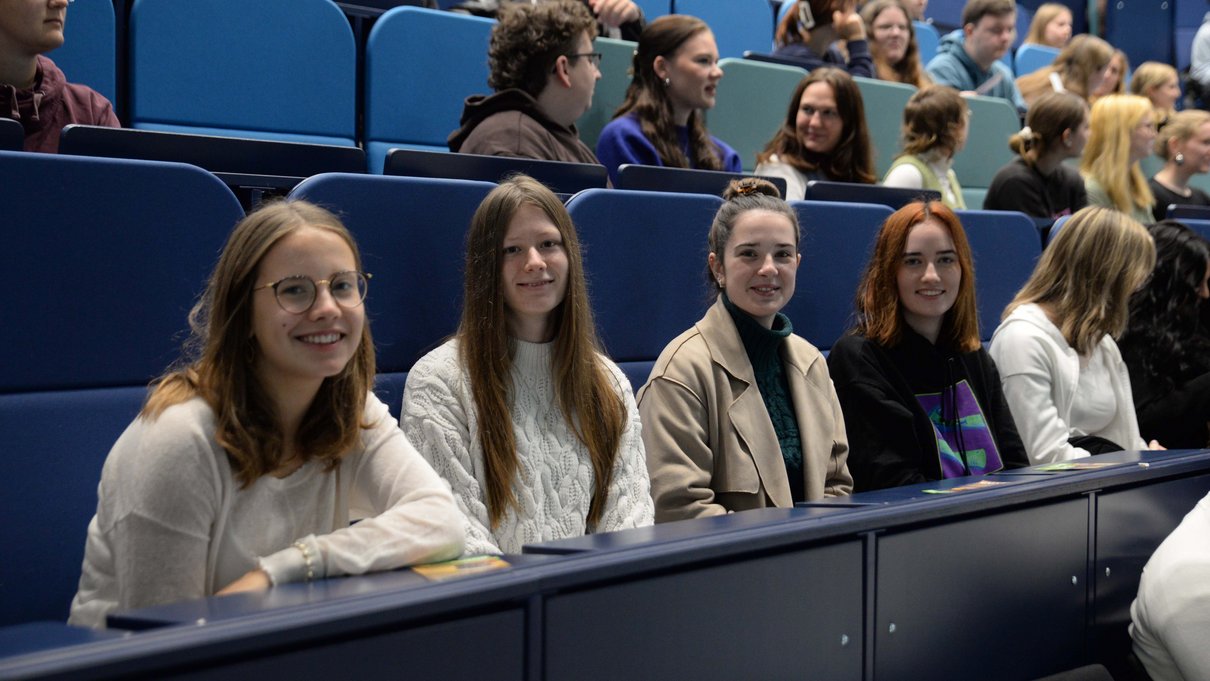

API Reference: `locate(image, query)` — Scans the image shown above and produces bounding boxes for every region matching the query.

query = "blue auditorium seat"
[53,0,117,105]
[0,119,21,151]
[128,0,356,146]
[364,8,495,173]
[287,173,497,410]
[674,0,775,58]
[0,151,244,626]
[914,20,940,64]
[566,189,724,391]
[956,209,1042,339]
[1014,44,1060,77]
[784,200,892,350]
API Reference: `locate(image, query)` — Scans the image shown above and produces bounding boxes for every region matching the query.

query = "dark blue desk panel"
[1091,471,1210,676]
[524,505,859,554]
[543,539,864,681]
[874,497,1089,681]
[150,610,524,681]
[110,553,560,630]
[0,622,124,659]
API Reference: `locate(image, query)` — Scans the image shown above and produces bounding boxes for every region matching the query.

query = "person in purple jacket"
[595,14,742,186]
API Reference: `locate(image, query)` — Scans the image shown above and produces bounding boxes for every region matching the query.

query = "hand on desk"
[218,569,271,595]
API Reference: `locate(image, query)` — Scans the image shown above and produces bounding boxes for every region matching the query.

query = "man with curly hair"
[448,0,603,163]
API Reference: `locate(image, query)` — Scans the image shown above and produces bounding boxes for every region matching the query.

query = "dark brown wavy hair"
[757,68,875,184]
[459,175,626,529]
[853,200,981,351]
[488,0,598,97]
[612,14,724,171]
[143,201,375,486]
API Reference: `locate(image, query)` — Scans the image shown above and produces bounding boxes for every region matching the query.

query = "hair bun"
[723,177,782,201]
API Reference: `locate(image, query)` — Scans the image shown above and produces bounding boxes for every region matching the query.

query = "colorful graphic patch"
[916,380,1003,478]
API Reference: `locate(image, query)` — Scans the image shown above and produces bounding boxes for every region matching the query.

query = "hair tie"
[1019,126,1034,141]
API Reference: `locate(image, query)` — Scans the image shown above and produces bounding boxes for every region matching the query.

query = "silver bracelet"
[293,541,315,583]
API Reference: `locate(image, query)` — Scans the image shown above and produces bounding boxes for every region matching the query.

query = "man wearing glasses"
[0,0,119,153]
[448,0,604,164]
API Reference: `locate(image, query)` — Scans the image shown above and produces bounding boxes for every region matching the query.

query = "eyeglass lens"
[274,272,368,314]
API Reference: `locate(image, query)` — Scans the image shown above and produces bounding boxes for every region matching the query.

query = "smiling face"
[1130,112,1158,164]
[500,203,569,343]
[252,226,365,399]
[1150,76,1181,112]
[1041,9,1072,47]
[870,5,911,64]
[896,218,960,343]
[796,81,844,155]
[1177,121,1210,174]
[656,29,723,123]
[0,0,67,57]
[709,209,801,328]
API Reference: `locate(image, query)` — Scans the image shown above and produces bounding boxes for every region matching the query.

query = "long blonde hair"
[459,175,626,529]
[1016,34,1113,105]
[1024,3,1071,47]
[143,201,375,486]
[1080,94,1155,214]
[1003,206,1155,354]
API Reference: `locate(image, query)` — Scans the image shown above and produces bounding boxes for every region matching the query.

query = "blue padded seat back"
[365,8,494,170]
[0,387,147,625]
[675,0,773,58]
[566,189,723,364]
[0,152,243,392]
[288,174,497,373]
[952,95,1020,191]
[914,21,940,64]
[54,0,117,104]
[956,209,1042,341]
[1014,44,1060,77]
[784,200,891,350]
[128,0,355,142]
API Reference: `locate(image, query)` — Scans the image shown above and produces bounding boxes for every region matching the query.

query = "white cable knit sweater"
[402,338,654,555]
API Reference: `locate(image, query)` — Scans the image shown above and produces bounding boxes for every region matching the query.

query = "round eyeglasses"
[254,271,371,314]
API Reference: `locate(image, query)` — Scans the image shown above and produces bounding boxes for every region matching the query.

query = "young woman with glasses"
[402,175,653,555]
[755,67,876,200]
[69,201,464,628]
[860,0,930,88]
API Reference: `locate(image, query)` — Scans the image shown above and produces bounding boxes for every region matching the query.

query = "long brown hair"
[853,201,981,351]
[1003,206,1155,354]
[612,15,724,171]
[860,0,930,88]
[1009,91,1088,166]
[143,201,375,486]
[757,68,876,184]
[459,175,626,529]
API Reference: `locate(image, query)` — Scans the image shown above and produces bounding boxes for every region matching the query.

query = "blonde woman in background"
[1022,3,1073,48]
[1147,109,1210,220]
[1131,61,1181,129]
[989,206,1162,464]
[1081,94,1156,224]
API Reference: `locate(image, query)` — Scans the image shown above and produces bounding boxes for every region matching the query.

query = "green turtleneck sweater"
[723,294,804,502]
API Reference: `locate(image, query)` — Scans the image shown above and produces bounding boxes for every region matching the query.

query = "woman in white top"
[882,85,969,210]
[402,175,653,555]
[989,205,1163,464]
[69,201,464,628]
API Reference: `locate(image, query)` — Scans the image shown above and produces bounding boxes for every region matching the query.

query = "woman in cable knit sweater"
[69,202,464,628]
[402,175,653,555]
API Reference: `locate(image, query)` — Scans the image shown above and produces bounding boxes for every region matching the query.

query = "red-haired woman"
[402,176,653,555]
[827,201,1029,491]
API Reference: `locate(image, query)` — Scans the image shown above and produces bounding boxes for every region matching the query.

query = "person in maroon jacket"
[0,0,119,153]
